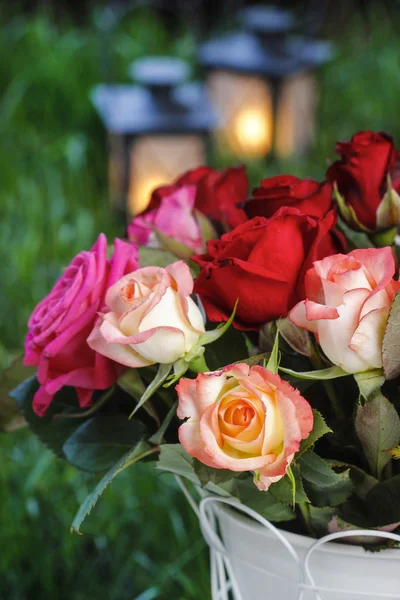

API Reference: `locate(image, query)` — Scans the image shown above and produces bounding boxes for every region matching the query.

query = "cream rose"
[177,364,313,491]
[87,261,205,366]
[290,247,400,373]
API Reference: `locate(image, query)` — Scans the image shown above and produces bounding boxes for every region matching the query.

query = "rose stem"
[297,502,313,537]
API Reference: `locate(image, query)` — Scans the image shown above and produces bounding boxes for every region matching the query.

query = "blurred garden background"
[1,0,400,598]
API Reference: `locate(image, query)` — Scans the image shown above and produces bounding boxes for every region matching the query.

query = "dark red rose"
[148,166,248,229]
[245,175,333,220]
[326,131,400,230]
[193,208,346,330]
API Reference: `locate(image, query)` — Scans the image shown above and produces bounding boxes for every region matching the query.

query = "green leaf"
[298,451,346,487]
[279,365,349,381]
[299,410,332,455]
[197,300,239,348]
[71,442,155,534]
[277,318,312,357]
[266,328,279,374]
[237,353,270,368]
[118,369,160,425]
[11,377,94,458]
[0,356,36,431]
[234,478,296,522]
[193,460,237,487]
[63,414,147,473]
[130,363,172,419]
[382,292,400,380]
[156,444,234,497]
[355,392,400,478]
[148,402,177,445]
[269,465,309,505]
[354,370,385,402]
[303,470,353,507]
[366,475,400,526]
[138,246,178,268]
[203,321,248,371]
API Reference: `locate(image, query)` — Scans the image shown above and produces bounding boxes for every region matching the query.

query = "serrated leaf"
[63,414,147,473]
[11,377,93,458]
[193,460,236,487]
[309,505,335,536]
[355,391,400,478]
[382,292,400,380]
[269,465,309,505]
[71,442,155,534]
[234,478,296,522]
[298,451,345,487]
[303,469,353,507]
[299,410,332,455]
[279,365,349,381]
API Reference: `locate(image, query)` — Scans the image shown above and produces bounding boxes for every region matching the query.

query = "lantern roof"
[198,5,333,78]
[92,57,216,135]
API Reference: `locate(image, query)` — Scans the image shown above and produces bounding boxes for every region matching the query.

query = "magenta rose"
[24,234,139,416]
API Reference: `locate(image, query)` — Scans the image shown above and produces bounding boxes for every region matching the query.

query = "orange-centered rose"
[177,364,313,491]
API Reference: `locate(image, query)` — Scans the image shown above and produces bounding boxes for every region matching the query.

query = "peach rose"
[177,364,313,491]
[290,247,400,373]
[87,261,205,366]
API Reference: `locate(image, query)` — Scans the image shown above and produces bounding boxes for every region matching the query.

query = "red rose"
[245,175,333,220]
[326,131,400,231]
[193,208,346,330]
[24,235,139,416]
[148,165,248,229]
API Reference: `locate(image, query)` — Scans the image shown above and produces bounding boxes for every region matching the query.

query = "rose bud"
[128,186,207,255]
[147,165,248,230]
[87,261,205,366]
[24,235,139,416]
[177,363,313,491]
[290,247,400,374]
[326,131,400,236]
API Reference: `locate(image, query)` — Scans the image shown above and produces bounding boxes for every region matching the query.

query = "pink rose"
[290,247,400,373]
[177,364,313,491]
[87,261,205,366]
[128,186,205,254]
[24,235,139,416]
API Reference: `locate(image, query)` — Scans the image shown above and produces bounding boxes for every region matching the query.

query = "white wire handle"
[176,476,400,600]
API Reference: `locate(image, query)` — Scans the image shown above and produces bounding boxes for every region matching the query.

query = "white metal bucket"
[177,479,400,600]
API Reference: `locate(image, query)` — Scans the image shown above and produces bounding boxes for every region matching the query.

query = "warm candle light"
[235,107,272,156]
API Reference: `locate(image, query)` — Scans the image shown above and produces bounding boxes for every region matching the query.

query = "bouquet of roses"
[5,130,400,544]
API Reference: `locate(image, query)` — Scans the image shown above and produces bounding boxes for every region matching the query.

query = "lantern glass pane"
[275,72,317,158]
[207,71,273,158]
[108,134,125,210]
[128,135,205,216]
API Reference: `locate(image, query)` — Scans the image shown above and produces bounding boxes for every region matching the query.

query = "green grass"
[1,6,400,599]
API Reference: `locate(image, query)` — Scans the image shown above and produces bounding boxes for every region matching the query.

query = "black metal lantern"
[92,57,215,220]
[198,5,332,159]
